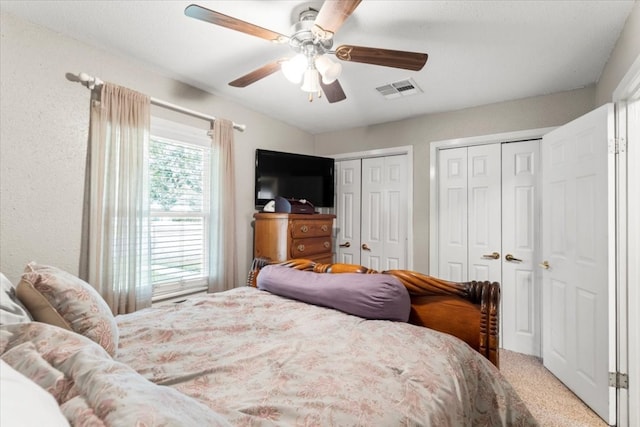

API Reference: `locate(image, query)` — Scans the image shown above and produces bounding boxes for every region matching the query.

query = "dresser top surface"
[253,213,336,220]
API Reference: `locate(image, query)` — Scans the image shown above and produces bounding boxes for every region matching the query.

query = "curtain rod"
[75,72,246,132]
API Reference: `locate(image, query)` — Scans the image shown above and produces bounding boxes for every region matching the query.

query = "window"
[149,118,211,300]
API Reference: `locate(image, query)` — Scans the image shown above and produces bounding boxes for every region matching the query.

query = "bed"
[247,258,502,367]
[1,260,537,426]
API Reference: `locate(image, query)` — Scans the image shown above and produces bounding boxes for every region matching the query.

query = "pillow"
[0,273,32,325]
[16,263,118,356]
[0,359,70,427]
[257,265,411,321]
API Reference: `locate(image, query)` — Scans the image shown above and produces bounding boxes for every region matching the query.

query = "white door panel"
[542,103,613,423]
[362,158,384,270]
[362,156,407,270]
[336,160,361,264]
[502,140,541,356]
[437,141,541,356]
[438,147,468,282]
[468,144,502,284]
[336,155,408,271]
[381,156,407,270]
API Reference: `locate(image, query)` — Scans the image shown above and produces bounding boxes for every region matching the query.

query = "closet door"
[437,144,500,283]
[335,159,361,264]
[502,140,541,356]
[437,147,468,282]
[467,144,502,283]
[361,156,408,270]
[336,154,409,271]
[436,141,540,356]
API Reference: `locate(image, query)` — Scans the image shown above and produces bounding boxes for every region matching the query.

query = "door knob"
[339,242,351,248]
[482,252,500,260]
[361,243,371,251]
[505,254,523,262]
[539,261,550,269]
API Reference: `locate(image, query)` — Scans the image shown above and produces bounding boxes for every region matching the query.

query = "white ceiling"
[1,0,635,134]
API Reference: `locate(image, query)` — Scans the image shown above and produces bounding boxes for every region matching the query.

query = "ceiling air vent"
[376,78,422,99]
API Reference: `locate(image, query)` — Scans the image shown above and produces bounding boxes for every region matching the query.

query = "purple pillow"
[257,265,411,322]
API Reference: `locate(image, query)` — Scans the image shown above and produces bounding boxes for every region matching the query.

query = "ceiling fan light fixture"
[315,55,342,84]
[301,68,321,93]
[281,53,307,83]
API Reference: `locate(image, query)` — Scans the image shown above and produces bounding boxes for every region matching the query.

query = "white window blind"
[149,118,211,300]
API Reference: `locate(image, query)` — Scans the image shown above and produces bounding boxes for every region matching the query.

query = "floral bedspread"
[0,322,230,426]
[116,287,537,426]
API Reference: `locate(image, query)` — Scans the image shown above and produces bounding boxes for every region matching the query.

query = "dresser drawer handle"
[320,224,328,232]
[297,244,305,252]
[300,225,309,233]
[323,241,330,248]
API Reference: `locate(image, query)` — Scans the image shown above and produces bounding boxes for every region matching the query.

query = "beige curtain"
[85,82,152,314]
[208,118,237,292]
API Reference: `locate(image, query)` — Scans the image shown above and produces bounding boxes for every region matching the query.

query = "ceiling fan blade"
[312,0,362,40]
[320,79,347,103]
[229,61,282,87]
[185,4,288,43]
[335,45,428,71]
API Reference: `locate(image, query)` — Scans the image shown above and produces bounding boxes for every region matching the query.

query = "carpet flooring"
[499,349,607,426]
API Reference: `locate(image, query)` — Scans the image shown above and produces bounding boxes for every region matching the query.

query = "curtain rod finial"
[77,72,103,89]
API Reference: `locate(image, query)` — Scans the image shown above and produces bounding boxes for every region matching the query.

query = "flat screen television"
[255,149,335,208]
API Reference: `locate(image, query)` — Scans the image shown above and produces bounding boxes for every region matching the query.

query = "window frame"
[148,117,212,301]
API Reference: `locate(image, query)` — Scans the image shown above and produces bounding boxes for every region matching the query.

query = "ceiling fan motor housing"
[289,8,332,56]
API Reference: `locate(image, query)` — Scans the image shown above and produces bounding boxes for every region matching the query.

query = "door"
[438,145,501,283]
[541,103,614,423]
[502,140,541,356]
[335,159,361,264]
[436,141,540,356]
[336,154,409,271]
[437,147,468,282]
[467,144,502,283]
[361,155,408,270]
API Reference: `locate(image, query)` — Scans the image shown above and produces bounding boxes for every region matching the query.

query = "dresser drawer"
[254,213,335,263]
[290,237,332,258]
[290,220,332,238]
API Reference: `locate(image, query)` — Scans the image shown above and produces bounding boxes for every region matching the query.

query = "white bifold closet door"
[335,155,408,270]
[335,159,361,265]
[437,140,541,357]
[501,141,541,357]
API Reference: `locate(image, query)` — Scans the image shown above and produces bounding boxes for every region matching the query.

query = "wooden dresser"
[253,213,336,264]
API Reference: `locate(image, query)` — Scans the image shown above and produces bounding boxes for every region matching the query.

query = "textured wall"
[0,12,314,284]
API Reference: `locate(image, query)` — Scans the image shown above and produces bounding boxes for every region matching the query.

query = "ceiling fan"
[184,1,428,102]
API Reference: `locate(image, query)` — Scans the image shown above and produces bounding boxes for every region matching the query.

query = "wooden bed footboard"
[247,258,500,367]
